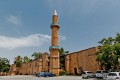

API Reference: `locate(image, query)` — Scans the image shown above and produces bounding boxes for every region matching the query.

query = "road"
[0,75,104,80]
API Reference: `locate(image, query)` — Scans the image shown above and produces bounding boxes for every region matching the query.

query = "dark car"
[37,72,47,77]
[36,72,55,77]
[46,72,55,77]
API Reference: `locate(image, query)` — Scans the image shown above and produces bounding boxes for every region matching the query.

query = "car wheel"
[82,76,84,79]
[87,76,89,79]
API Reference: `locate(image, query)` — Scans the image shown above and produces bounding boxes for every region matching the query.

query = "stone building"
[9,64,17,75]
[9,53,49,75]
[6,11,102,76]
[65,47,100,75]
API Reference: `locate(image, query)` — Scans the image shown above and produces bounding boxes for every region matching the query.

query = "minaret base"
[49,48,60,76]
[49,68,59,76]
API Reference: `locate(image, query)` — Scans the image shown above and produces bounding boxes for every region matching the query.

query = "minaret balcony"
[50,23,60,28]
[49,46,59,50]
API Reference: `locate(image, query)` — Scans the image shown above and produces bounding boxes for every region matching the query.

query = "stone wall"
[9,53,49,75]
[65,47,100,75]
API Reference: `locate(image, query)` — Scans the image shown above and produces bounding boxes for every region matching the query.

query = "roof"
[66,46,98,56]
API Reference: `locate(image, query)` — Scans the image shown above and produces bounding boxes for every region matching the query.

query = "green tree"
[0,57,10,72]
[59,47,69,69]
[31,52,42,59]
[97,33,120,71]
[23,56,30,63]
[14,55,22,67]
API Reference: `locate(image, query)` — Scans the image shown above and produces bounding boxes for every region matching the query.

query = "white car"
[95,70,108,79]
[107,72,120,80]
[82,71,95,79]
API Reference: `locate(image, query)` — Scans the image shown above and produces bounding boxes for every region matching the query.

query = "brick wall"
[9,53,49,75]
[65,47,100,75]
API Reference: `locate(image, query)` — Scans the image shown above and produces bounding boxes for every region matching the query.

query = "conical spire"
[53,10,57,15]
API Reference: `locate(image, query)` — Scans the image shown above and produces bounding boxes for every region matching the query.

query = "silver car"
[95,70,108,79]
[82,71,95,79]
[107,72,120,80]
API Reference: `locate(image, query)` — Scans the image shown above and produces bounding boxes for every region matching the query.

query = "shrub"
[59,71,67,76]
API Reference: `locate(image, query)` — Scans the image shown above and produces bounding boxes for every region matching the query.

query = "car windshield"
[87,72,93,73]
[96,71,101,73]
[96,71,107,73]
[47,72,52,74]
[103,71,107,73]
[82,72,86,74]
[40,72,45,74]
[108,73,117,76]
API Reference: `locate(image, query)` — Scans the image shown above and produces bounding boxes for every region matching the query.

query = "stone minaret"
[49,10,60,76]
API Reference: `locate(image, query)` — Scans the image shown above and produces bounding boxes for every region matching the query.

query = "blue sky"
[0,0,120,64]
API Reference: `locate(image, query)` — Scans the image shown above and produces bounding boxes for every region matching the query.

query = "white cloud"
[0,34,50,50]
[6,15,22,25]
[0,34,66,50]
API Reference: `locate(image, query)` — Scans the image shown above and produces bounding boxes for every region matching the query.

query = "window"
[96,71,101,73]
[108,73,117,76]
[82,72,86,74]
[87,72,93,74]
[119,73,120,76]
[103,71,108,73]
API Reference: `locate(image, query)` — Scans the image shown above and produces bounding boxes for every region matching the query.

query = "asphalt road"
[0,75,104,80]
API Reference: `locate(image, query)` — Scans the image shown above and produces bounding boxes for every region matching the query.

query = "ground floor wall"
[2,47,102,76]
[9,53,49,75]
[50,49,60,76]
[65,47,100,75]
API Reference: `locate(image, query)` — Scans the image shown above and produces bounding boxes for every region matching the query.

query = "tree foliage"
[14,55,22,67]
[0,57,10,72]
[59,47,69,69]
[97,33,120,71]
[31,52,42,60]
[23,56,30,63]
[13,52,44,67]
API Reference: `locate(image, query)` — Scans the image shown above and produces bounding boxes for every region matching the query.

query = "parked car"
[95,70,108,79]
[36,72,55,77]
[107,72,120,80]
[36,72,47,77]
[46,72,55,77]
[82,71,95,79]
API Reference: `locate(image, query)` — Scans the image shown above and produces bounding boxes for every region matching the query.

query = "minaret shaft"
[51,27,59,46]
[52,15,58,23]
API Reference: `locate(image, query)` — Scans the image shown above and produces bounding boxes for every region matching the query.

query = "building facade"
[9,53,49,75]
[65,47,100,75]
[1,11,103,76]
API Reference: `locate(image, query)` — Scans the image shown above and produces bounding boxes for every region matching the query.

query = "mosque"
[0,10,100,76]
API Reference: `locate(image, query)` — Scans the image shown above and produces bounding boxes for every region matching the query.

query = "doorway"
[74,68,78,75]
